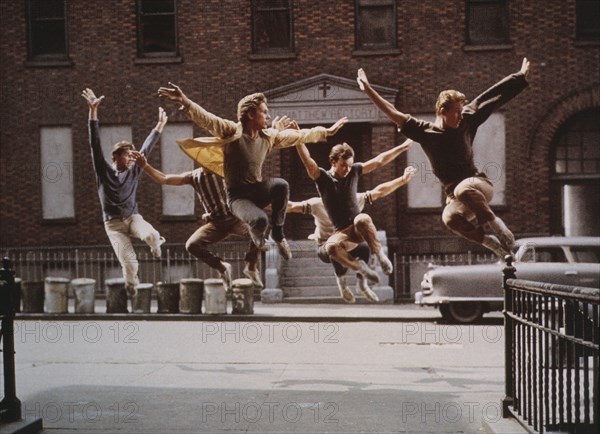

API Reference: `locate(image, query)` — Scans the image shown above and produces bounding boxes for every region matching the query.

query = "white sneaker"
[220,261,233,292]
[485,217,516,252]
[243,264,264,288]
[150,236,166,258]
[482,234,510,259]
[358,259,379,284]
[276,238,292,260]
[357,275,379,303]
[335,276,356,304]
[376,250,393,275]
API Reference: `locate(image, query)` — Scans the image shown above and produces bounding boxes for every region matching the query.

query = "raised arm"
[132,151,192,186]
[273,117,347,149]
[357,69,408,128]
[466,57,530,124]
[82,88,109,171]
[362,139,413,174]
[81,88,104,121]
[158,82,237,138]
[154,107,168,133]
[138,107,167,156]
[296,143,320,181]
[368,166,417,201]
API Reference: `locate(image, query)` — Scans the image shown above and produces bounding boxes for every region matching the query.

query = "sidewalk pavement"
[5,303,527,433]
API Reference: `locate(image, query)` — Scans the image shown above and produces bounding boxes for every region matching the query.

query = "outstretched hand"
[520,57,530,78]
[326,117,348,136]
[81,88,104,108]
[130,151,147,168]
[273,115,300,131]
[158,82,189,106]
[403,165,417,180]
[272,115,292,131]
[357,68,369,91]
[155,107,168,132]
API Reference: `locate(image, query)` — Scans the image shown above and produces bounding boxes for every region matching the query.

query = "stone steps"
[270,237,393,304]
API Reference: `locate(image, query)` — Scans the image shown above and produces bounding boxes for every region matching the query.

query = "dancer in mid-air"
[132,152,263,291]
[358,57,530,257]
[82,88,166,297]
[296,139,414,302]
[158,83,347,261]
[288,161,416,303]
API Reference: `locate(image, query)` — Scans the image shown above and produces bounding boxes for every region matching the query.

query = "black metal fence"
[2,242,260,294]
[1,243,497,300]
[502,257,599,433]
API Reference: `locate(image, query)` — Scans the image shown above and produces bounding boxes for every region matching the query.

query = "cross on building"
[318,82,331,98]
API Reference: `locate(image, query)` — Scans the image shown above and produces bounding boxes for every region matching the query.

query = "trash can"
[156,281,180,313]
[44,277,70,313]
[179,278,203,314]
[70,278,96,314]
[231,278,255,314]
[204,278,227,314]
[132,283,153,313]
[13,277,22,313]
[21,281,44,313]
[105,277,128,313]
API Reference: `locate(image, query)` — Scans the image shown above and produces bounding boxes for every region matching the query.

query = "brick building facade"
[1,0,599,255]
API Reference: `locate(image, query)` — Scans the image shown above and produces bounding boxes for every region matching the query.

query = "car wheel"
[439,302,483,324]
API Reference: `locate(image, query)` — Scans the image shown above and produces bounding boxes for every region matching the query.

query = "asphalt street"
[7,304,517,433]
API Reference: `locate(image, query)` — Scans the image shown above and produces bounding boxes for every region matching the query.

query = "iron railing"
[2,242,261,294]
[502,257,599,433]
[1,243,497,299]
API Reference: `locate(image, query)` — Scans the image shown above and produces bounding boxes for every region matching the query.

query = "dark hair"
[329,143,354,164]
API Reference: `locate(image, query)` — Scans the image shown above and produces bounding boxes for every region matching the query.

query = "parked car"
[415,237,600,324]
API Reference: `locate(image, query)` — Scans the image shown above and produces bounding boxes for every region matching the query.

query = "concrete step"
[281,263,370,276]
[283,285,342,298]
[282,295,376,304]
[281,275,358,287]
[280,258,325,269]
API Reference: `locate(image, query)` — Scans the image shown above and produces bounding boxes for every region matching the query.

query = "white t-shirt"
[301,192,372,244]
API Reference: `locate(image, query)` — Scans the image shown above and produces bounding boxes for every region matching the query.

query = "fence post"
[0,257,21,423]
[501,254,516,417]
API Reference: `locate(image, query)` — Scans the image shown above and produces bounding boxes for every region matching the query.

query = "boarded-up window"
[160,124,195,216]
[41,127,74,219]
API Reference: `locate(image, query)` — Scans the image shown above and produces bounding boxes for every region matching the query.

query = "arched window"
[553,108,600,178]
[551,108,600,236]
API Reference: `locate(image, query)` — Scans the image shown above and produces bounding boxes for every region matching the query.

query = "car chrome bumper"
[414,292,449,306]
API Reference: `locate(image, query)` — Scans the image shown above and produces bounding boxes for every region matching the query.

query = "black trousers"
[227,178,289,241]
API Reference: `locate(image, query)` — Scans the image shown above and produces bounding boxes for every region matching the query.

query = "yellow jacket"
[177,101,328,177]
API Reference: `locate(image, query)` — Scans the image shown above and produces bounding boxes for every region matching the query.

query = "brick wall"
[1,0,599,251]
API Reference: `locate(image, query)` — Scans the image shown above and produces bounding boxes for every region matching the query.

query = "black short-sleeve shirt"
[315,163,363,231]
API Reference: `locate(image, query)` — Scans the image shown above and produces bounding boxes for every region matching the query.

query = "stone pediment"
[264,73,397,124]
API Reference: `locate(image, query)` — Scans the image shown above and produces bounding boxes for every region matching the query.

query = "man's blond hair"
[237,92,267,123]
[435,90,466,115]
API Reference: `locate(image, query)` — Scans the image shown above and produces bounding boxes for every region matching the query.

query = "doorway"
[284,122,372,239]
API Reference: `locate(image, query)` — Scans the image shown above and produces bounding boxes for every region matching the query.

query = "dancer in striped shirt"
[132,152,262,291]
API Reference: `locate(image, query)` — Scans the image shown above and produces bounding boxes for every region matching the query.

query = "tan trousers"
[324,213,381,271]
[442,176,495,244]
[104,214,161,288]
